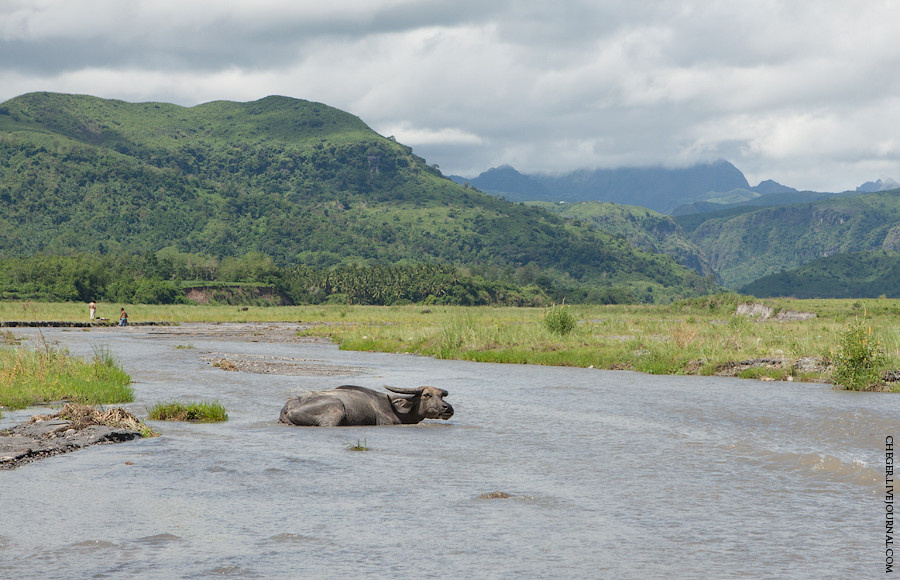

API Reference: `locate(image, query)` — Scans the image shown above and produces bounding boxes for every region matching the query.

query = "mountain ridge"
[452,162,896,217]
[451,160,752,213]
[681,191,900,288]
[0,91,717,302]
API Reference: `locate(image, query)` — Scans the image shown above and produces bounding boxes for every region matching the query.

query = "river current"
[0,323,894,578]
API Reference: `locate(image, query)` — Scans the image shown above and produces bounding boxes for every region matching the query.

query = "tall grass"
[147,400,228,422]
[0,341,133,416]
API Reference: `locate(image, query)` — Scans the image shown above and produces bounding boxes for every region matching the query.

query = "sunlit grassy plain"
[2,296,899,391]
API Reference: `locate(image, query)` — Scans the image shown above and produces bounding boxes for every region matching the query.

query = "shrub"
[147,400,228,422]
[831,319,886,390]
[543,303,577,336]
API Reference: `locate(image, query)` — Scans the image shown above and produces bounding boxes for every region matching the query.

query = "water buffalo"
[279,385,454,426]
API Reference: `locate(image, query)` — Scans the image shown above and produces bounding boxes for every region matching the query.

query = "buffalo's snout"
[440,401,454,420]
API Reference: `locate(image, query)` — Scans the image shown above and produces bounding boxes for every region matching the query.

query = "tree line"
[0,252,600,307]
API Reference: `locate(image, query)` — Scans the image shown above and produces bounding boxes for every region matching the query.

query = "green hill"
[679,191,900,288]
[528,201,715,277]
[740,250,900,298]
[0,92,716,302]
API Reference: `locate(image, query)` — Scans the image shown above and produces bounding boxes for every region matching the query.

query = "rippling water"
[0,323,893,578]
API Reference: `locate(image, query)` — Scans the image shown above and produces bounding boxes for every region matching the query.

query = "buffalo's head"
[385,385,454,421]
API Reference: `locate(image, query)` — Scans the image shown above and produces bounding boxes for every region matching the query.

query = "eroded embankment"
[0,404,151,470]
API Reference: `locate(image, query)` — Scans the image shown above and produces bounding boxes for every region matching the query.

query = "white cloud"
[378,122,484,146]
[2,0,900,191]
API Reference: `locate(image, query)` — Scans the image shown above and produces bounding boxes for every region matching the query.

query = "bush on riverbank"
[0,340,133,418]
[147,400,228,422]
[830,318,887,390]
[542,303,577,336]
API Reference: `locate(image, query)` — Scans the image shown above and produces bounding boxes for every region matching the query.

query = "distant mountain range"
[451,161,756,213]
[451,162,895,216]
[450,161,900,293]
[676,191,900,288]
[2,91,897,301]
[857,178,900,193]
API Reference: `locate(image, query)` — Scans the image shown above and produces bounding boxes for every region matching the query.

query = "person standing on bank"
[89,301,96,320]
[119,308,128,326]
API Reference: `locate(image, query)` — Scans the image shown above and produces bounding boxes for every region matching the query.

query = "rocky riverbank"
[0,404,152,470]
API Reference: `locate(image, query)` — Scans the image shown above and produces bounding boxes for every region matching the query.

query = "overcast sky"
[2,0,899,191]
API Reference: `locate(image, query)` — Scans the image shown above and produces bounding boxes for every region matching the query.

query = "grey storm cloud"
[1,0,899,192]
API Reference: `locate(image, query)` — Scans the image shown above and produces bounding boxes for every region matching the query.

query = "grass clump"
[147,400,228,422]
[345,439,369,451]
[0,342,133,418]
[542,303,577,336]
[831,318,887,390]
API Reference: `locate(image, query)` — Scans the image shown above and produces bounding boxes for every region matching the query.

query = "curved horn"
[384,385,425,395]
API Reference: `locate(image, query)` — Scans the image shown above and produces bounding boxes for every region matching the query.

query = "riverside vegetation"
[146,400,228,423]
[1,295,898,392]
[0,336,133,419]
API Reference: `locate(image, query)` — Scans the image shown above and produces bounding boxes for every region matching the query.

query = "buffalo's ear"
[440,389,449,397]
[390,396,414,413]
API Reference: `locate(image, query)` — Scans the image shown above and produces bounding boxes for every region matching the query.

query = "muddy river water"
[0,323,895,578]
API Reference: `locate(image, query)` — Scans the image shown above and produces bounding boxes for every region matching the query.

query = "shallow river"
[0,323,895,578]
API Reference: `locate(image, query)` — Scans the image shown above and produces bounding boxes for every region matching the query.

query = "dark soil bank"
[0,414,142,470]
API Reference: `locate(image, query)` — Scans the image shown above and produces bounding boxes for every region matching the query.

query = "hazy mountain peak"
[460,160,750,213]
[752,179,798,195]
[857,178,900,192]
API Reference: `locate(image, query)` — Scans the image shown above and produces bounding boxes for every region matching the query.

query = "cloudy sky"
[2,0,899,191]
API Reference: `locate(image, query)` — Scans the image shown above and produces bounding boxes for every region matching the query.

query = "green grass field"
[2,295,899,392]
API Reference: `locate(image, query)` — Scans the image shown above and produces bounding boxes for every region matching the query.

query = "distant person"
[119,308,128,326]
[89,301,96,320]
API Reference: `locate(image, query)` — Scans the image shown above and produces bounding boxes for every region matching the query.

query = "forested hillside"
[528,201,715,277]
[0,92,718,303]
[680,191,900,288]
[740,250,900,298]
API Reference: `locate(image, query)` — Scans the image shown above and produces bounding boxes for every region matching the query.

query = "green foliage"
[684,191,900,288]
[0,342,133,411]
[286,263,549,306]
[542,303,577,336]
[741,250,900,299]
[531,200,715,277]
[147,400,228,422]
[831,319,887,390]
[0,253,191,304]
